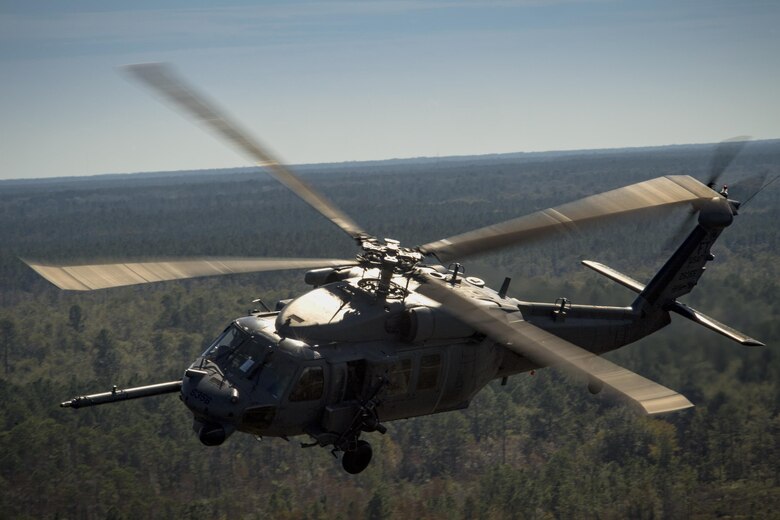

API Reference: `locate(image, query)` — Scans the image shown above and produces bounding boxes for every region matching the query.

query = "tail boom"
[581,199,763,347]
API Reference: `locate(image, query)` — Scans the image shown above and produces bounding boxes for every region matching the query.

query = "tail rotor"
[663,136,751,250]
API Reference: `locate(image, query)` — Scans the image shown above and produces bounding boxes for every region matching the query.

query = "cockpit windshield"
[203,326,244,359]
[202,324,274,375]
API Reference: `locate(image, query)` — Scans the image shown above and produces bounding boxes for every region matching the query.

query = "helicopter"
[25,64,764,475]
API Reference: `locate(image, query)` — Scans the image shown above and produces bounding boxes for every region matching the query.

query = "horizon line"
[2,137,777,184]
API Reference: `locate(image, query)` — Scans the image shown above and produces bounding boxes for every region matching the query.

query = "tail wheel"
[341,440,372,474]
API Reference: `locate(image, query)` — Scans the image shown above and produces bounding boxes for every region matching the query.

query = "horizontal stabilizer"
[581,260,644,293]
[670,302,764,346]
[583,260,763,347]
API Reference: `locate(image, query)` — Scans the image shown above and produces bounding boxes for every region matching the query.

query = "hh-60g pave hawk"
[27,64,765,474]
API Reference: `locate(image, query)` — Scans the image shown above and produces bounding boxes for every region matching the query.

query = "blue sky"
[1,0,778,179]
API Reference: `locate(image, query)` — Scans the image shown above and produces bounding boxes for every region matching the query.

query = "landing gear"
[308,376,386,474]
[342,440,372,474]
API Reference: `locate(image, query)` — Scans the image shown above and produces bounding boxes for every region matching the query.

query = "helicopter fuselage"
[180,265,669,447]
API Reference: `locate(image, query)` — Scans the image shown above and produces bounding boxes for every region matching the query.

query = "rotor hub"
[358,237,423,274]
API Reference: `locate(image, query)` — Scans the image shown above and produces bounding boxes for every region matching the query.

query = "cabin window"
[387,358,412,396]
[258,356,296,400]
[289,366,325,402]
[344,361,366,401]
[417,354,441,391]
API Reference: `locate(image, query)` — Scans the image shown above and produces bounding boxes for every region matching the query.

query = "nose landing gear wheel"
[341,440,372,474]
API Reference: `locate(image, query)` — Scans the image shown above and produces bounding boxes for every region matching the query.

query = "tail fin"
[635,224,723,309]
[635,198,732,310]
[582,197,764,347]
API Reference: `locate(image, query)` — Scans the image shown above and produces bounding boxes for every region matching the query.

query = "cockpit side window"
[202,325,274,376]
[202,326,245,360]
[225,335,273,375]
[288,366,325,402]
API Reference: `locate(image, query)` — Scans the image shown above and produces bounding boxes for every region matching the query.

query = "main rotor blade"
[419,175,716,263]
[25,257,357,291]
[124,63,367,242]
[415,273,693,414]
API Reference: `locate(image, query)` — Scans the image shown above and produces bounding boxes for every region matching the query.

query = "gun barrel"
[60,380,182,409]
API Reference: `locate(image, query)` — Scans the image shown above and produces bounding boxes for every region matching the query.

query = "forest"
[1,140,779,519]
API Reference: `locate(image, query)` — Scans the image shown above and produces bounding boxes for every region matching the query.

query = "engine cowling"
[399,306,476,343]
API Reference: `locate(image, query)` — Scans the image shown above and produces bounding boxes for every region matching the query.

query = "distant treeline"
[1,142,779,518]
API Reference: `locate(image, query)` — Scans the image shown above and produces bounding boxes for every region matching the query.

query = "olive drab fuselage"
[180,264,668,447]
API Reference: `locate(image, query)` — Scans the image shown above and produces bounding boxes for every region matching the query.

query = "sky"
[1,0,779,180]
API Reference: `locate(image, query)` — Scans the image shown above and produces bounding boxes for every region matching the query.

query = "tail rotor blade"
[706,136,750,187]
[661,210,697,251]
[664,137,751,251]
[730,172,780,208]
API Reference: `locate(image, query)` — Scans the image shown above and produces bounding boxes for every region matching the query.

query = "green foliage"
[68,304,85,332]
[0,318,15,375]
[1,142,779,517]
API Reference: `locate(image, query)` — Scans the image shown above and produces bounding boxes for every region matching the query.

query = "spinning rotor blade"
[415,273,693,414]
[707,136,750,188]
[732,172,780,207]
[419,175,716,263]
[124,63,367,242]
[25,257,357,291]
[663,137,750,250]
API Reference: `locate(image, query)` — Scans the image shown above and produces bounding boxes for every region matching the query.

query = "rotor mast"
[357,237,422,298]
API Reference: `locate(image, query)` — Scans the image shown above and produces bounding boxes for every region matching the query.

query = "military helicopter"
[26,64,764,475]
